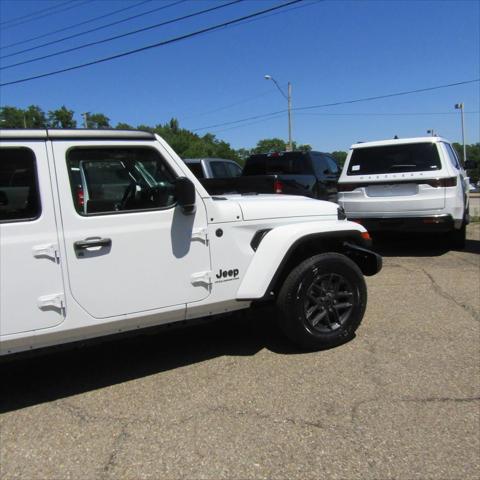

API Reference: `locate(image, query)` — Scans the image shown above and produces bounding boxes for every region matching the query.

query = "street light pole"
[264,75,293,151]
[454,103,466,164]
[287,82,292,152]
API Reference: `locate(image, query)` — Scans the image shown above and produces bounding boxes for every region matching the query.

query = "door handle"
[74,237,112,252]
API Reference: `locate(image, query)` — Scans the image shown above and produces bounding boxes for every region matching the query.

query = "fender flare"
[236,220,368,300]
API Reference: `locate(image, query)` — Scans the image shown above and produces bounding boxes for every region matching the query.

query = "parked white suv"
[0,129,381,356]
[338,137,470,248]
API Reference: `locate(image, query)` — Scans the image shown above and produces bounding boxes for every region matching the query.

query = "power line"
[1,0,153,51]
[179,86,286,121]
[295,79,480,111]
[1,0,241,70]
[1,0,91,31]
[0,0,305,87]
[191,79,480,131]
[0,0,77,26]
[296,111,480,116]
[1,0,187,61]
[208,112,287,135]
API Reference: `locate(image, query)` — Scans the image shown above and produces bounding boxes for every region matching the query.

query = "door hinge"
[191,227,208,244]
[37,293,65,312]
[33,243,59,261]
[190,271,212,286]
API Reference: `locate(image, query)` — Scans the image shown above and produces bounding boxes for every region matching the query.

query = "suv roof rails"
[0,129,155,141]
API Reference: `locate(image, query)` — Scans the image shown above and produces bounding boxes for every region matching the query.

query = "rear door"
[52,140,211,320]
[342,142,445,214]
[0,142,65,336]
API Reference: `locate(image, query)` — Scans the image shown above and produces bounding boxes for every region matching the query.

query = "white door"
[0,142,65,336]
[52,140,211,319]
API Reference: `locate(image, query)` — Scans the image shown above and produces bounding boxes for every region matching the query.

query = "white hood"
[226,194,339,221]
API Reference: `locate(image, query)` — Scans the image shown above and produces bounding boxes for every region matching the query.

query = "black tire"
[276,253,367,350]
[448,222,466,250]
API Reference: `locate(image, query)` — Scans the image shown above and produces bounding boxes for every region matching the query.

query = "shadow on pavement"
[1,311,353,414]
[371,232,480,257]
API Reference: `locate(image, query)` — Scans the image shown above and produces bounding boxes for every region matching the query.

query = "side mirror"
[464,160,476,170]
[175,177,196,214]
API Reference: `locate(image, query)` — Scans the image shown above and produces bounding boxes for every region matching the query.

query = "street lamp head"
[455,103,463,109]
[264,75,272,80]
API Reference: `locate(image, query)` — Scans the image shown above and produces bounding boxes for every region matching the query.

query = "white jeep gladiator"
[0,129,381,356]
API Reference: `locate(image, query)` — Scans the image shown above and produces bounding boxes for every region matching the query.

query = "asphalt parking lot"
[1,224,479,480]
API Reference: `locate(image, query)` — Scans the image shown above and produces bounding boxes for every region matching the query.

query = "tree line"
[0,104,478,181]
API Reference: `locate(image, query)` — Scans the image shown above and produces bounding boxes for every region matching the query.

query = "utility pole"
[427,129,435,137]
[264,75,293,151]
[81,112,89,128]
[454,103,467,164]
[287,82,292,152]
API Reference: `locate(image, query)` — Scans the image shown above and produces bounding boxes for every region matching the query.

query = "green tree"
[297,144,312,152]
[47,106,77,128]
[331,151,348,167]
[235,148,251,165]
[115,122,133,130]
[24,105,46,128]
[87,112,110,128]
[453,142,480,183]
[253,138,287,154]
[0,106,27,128]
[152,118,239,161]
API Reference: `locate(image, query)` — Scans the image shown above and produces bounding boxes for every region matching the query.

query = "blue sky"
[0,0,479,152]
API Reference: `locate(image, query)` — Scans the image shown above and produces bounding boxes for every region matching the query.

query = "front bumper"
[343,242,382,276]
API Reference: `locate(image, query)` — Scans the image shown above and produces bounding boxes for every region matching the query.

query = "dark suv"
[242,151,341,201]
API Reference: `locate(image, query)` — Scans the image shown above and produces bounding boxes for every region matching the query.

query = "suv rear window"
[243,152,310,175]
[347,143,441,175]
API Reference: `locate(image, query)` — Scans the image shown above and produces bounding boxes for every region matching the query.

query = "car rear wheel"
[276,253,367,350]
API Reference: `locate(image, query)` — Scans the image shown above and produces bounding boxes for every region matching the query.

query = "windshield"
[348,143,441,175]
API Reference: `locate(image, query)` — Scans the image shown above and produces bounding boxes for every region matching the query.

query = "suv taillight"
[274,179,284,193]
[425,177,457,188]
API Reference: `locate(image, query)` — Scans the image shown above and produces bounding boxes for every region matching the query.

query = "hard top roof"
[350,136,450,149]
[0,129,155,140]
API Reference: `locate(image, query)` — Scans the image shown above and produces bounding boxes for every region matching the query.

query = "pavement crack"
[421,268,480,323]
[351,396,480,425]
[54,400,98,423]
[101,422,130,478]
[401,396,480,404]
[208,405,325,430]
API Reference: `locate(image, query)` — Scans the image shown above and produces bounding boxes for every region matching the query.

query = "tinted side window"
[210,161,230,178]
[186,162,205,179]
[225,162,242,177]
[0,147,41,223]
[444,143,460,169]
[325,155,340,175]
[311,153,329,179]
[67,147,177,215]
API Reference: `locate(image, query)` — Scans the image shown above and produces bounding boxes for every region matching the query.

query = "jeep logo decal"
[215,268,239,283]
